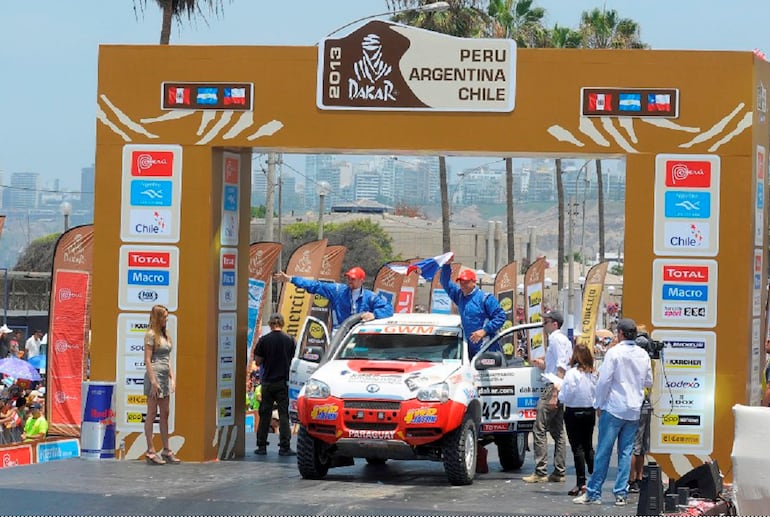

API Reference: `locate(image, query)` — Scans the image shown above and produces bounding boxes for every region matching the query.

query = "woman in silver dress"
[143,304,180,465]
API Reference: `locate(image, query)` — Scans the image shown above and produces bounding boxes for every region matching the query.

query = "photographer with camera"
[627,324,661,493]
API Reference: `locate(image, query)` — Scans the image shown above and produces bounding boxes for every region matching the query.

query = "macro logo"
[665,160,711,187]
[664,222,708,249]
[131,151,174,177]
[662,284,708,302]
[663,265,708,283]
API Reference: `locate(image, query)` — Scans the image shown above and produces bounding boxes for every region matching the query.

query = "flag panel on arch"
[168,87,190,106]
[223,87,246,105]
[647,93,671,112]
[196,87,218,105]
[588,93,612,112]
[619,93,641,111]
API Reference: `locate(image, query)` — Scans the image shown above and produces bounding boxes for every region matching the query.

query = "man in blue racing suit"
[274,266,393,330]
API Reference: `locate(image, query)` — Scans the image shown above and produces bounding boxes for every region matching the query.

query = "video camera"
[636,332,664,360]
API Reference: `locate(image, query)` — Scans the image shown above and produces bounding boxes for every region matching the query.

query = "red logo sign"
[128,251,171,268]
[663,265,709,282]
[0,445,33,469]
[222,254,236,269]
[131,151,174,177]
[224,157,239,184]
[665,160,711,187]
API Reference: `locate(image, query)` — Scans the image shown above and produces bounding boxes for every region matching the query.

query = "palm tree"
[133,0,228,44]
[388,1,488,252]
[579,8,647,262]
[486,0,546,47]
[547,23,582,48]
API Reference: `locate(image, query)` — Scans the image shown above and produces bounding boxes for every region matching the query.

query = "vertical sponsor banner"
[308,245,347,329]
[430,262,461,314]
[218,248,238,311]
[650,330,716,455]
[247,242,282,353]
[48,225,94,437]
[120,144,182,244]
[115,314,177,433]
[0,215,5,239]
[524,257,546,359]
[277,240,327,338]
[221,153,240,246]
[575,261,608,350]
[217,312,236,426]
[753,250,763,317]
[755,145,765,247]
[494,261,518,355]
[373,262,406,310]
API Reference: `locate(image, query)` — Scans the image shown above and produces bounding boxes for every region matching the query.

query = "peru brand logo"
[131,151,174,177]
[665,160,711,188]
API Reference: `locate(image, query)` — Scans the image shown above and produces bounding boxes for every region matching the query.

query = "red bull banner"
[373,262,406,310]
[524,257,546,360]
[48,225,95,437]
[494,261,518,355]
[247,242,282,351]
[277,239,327,338]
[575,261,608,351]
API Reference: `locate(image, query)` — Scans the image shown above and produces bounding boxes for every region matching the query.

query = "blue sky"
[2,0,769,190]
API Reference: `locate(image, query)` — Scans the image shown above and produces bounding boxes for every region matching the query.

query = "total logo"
[663,265,708,282]
[128,251,171,268]
[663,222,709,249]
[665,160,711,188]
[221,253,236,269]
[131,151,174,177]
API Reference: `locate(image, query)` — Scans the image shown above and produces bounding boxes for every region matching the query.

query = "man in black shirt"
[254,313,296,456]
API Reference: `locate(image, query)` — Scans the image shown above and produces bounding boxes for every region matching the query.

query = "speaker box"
[637,462,665,516]
[675,460,723,500]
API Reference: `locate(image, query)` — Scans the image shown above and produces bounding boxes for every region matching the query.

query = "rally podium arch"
[93,27,769,479]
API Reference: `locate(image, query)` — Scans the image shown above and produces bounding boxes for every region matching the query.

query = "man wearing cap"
[22,402,48,442]
[0,324,12,358]
[439,258,507,357]
[273,266,393,330]
[25,329,44,359]
[574,317,652,507]
[524,309,573,484]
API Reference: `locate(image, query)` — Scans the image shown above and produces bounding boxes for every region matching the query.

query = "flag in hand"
[388,252,454,281]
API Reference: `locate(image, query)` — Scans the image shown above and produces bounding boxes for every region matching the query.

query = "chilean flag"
[224,87,246,105]
[647,93,671,112]
[388,252,454,280]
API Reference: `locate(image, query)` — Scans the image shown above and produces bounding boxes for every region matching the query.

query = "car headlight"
[417,382,449,403]
[304,379,330,399]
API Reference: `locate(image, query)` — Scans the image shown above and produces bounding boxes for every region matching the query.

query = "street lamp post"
[60,201,72,232]
[324,1,450,38]
[316,181,331,240]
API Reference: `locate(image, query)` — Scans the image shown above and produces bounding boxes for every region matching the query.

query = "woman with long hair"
[143,304,180,465]
[558,343,597,496]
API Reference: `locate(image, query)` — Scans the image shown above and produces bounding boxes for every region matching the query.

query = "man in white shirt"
[523,309,573,483]
[25,329,44,359]
[574,317,653,507]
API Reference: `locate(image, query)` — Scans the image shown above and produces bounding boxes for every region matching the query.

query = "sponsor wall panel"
[118,245,180,312]
[217,312,236,426]
[120,144,183,243]
[650,330,715,455]
[653,154,720,257]
[651,259,717,328]
[115,313,177,433]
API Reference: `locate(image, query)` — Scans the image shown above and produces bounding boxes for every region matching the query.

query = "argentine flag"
[196,87,218,105]
[618,93,641,111]
[387,252,454,281]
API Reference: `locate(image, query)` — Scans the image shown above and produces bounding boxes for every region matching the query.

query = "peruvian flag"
[168,87,190,105]
[388,252,454,281]
[588,93,612,111]
[647,93,671,112]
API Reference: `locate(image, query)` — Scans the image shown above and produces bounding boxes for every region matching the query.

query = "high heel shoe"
[161,449,181,464]
[568,485,587,496]
[145,451,166,465]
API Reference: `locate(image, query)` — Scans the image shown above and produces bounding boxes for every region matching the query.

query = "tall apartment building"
[3,172,39,210]
[80,165,95,211]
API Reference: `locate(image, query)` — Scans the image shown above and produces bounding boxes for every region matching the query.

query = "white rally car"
[289,313,545,485]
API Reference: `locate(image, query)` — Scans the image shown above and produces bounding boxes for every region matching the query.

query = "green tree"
[133,0,229,44]
[547,23,582,48]
[387,1,488,252]
[280,219,400,283]
[14,233,59,272]
[486,0,546,47]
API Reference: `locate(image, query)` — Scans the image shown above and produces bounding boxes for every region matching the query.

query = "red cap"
[344,266,366,280]
[456,269,477,282]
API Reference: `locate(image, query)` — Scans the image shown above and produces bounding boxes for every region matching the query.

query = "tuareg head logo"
[350,34,396,102]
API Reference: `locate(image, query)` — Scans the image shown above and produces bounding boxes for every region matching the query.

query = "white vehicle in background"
[288,313,545,485]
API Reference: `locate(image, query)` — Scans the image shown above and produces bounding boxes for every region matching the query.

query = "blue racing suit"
[290,277,394,329]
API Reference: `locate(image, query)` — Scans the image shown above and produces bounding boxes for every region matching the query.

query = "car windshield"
[337,331,462,362]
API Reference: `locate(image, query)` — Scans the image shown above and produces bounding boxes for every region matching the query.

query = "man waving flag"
[388,252,454,281]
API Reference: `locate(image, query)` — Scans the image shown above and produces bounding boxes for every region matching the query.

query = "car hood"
[311,359,463,399]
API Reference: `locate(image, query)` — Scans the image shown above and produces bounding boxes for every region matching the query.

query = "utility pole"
[264,153,277,242]
[567,195,580,341]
